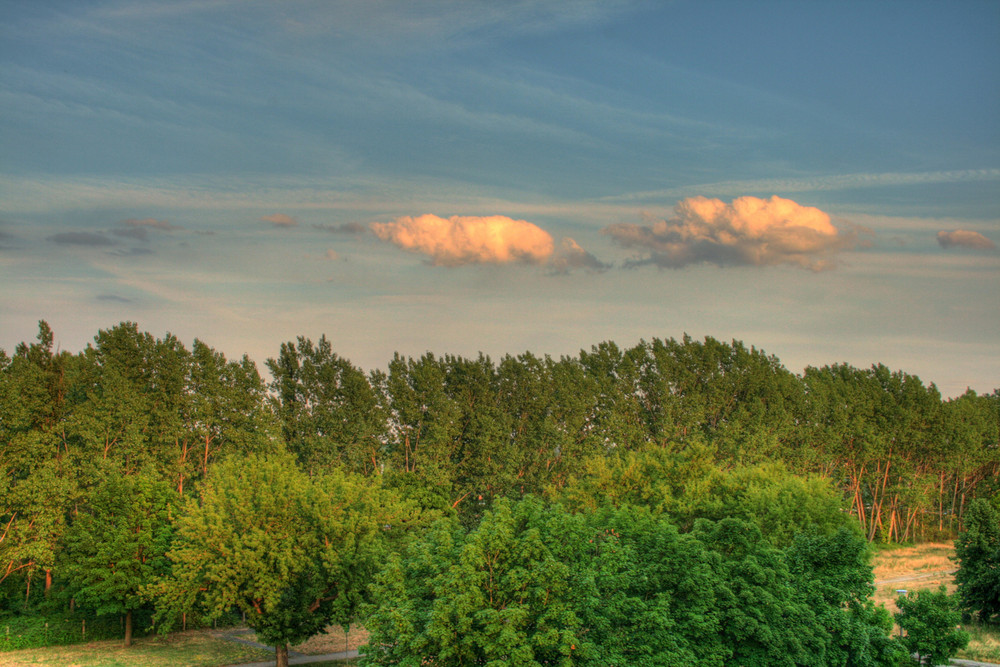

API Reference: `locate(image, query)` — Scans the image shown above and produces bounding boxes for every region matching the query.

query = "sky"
[1,0,998,398]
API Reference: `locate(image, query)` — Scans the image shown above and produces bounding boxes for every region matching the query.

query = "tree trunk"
[275,643,289,667]
[124,609,133,647]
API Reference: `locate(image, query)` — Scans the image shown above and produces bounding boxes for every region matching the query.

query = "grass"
[0,624,370,667]
[957,621,1000,664]
[871,541,956,615]
[0,629,273,667]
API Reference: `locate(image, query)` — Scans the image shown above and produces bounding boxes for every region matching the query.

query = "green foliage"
[62,473,176,619]
[554,443,852,547]
[954,498,1000,623]
[267,336,386,476]
[0,610,153,650]
[151,451,392,651]
[895,587,969,665]
[692,518,829,666]
[4,320,1000,659]
[363,497,586,666]
[362,497,901,667]
[567,505,727,666]
[786,528,905,666]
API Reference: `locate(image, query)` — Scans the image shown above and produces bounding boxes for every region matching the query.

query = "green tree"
[895,587,969,665]
[1,321,75,602]
[267,336,386,475]
[954,498,1000,623]
[363,497,587,667]
[786,528,904,666]
[692,518,829,666]
[61,473,175,646]
[152,451,393,667]
[186,339,278,477]
[552,443,852,547]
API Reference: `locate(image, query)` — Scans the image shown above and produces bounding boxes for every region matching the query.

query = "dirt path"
[222,649,359,667]
[875,568,958,586]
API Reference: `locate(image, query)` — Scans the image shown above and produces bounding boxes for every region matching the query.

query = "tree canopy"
[150,451,395,667]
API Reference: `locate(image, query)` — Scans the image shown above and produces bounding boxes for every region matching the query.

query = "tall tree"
[61,473,175,646]
[266,336,386,475]
[1,321,76,601]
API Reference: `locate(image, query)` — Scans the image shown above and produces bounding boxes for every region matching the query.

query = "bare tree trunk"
[275,643,289,667]
[124,610,133,647]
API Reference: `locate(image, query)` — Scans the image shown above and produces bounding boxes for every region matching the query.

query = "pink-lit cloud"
[549,237,609,274]
[262,213,297,228]
[603,195,861,271]
[371,214,555,266]
[937,229,995,250]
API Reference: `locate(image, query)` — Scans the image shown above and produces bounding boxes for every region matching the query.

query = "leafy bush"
[895,587,969,665]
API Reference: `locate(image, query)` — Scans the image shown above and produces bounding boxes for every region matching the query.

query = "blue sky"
[1,0,998,397]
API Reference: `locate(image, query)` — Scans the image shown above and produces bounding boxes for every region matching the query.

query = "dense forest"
[1,321,997,664]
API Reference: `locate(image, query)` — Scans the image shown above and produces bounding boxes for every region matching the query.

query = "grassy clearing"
[0,629,273,667]
[871,541,956,615]
[871,541,1000,664]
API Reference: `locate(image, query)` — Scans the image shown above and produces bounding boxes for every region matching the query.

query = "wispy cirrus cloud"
[604,195,864,271]
[123,217,180,231]
[314,222,368,234]
[600,169,1000,204]
[48,231,116,246]
[937,229,996,250]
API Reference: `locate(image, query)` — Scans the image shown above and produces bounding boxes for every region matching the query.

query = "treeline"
[3,322,998,575]
[2,320,996,663]
[271,332,998,539]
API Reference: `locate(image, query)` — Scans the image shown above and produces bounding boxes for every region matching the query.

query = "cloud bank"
[603,195,858,271]
[371,214,555,266]
[937,229,995,250]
